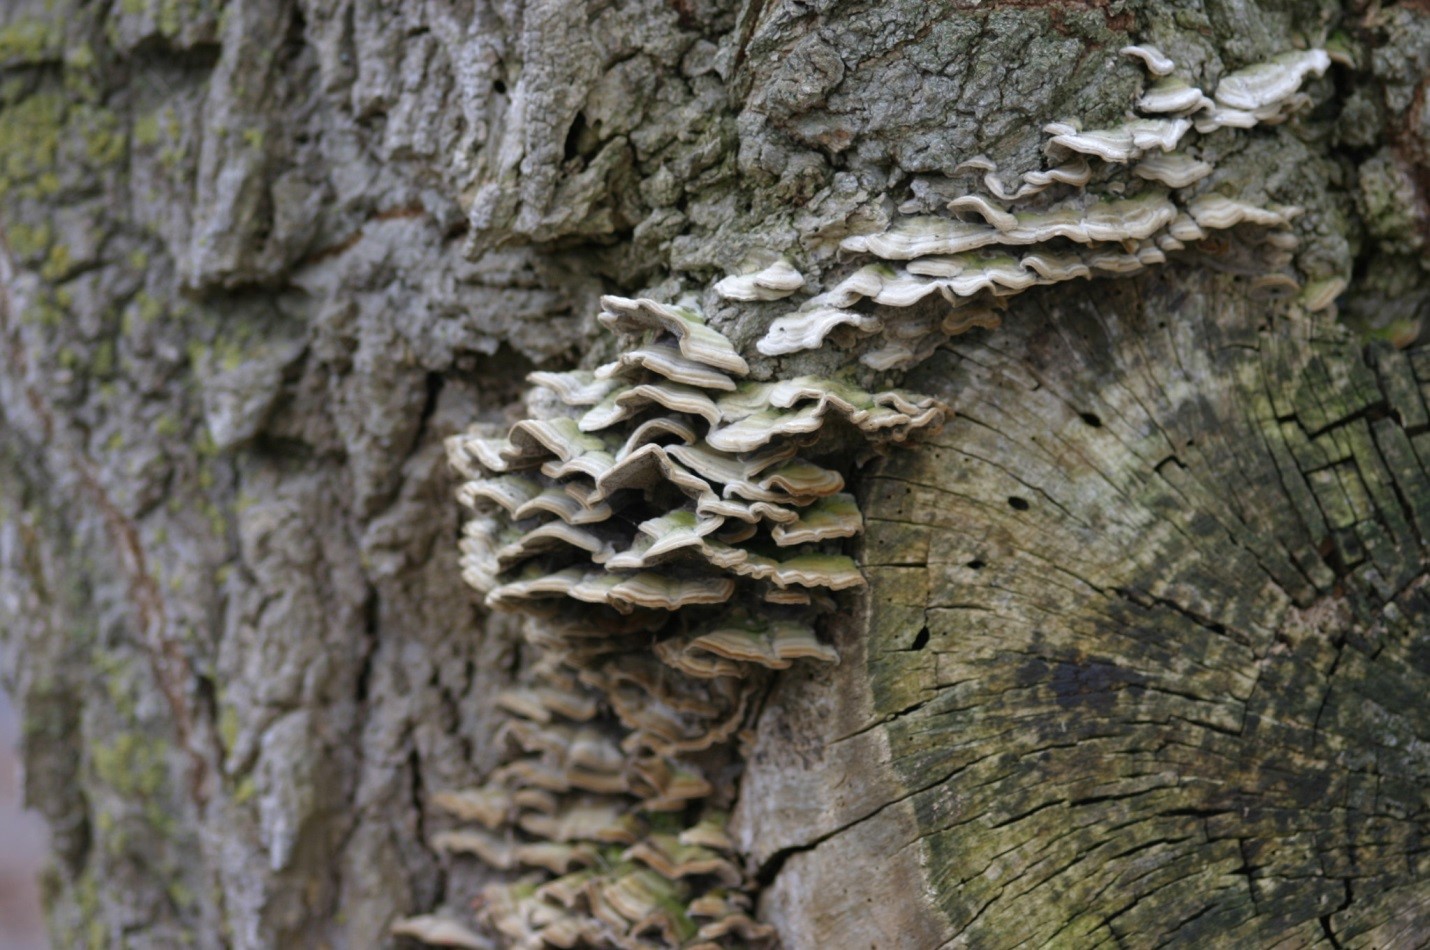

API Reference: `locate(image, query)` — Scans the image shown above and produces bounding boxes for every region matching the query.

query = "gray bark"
[0,0,1427,947]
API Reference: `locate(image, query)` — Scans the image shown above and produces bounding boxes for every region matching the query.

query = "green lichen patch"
[0,90,65,198]
[0,16,63,67]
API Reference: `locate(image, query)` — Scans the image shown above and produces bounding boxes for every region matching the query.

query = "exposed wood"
[743,270,1430,946]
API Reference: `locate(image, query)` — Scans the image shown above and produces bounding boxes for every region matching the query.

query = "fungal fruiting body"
[422,297,941,948]
[712,260,805,301]
[748,45,1336,369]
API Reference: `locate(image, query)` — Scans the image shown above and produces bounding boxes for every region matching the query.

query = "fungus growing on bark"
[1134,152,1214,189]
[390,915,490,950]
[754,46,1339,368]
[1137,78,1214,115]
[420,292,941,947]
[1045,117,1192,161]
[1120,43,1176,76]
[1212,49,1331,113]
[713,260,805,301]
[598,297,749,375]
[757,306,884,356]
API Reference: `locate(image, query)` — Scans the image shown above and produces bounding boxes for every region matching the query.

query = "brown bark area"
[0,0,1428,947]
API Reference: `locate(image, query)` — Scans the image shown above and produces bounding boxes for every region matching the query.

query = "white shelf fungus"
[1120,44,1176,76]
[1213,49,1331,113]
[1137,78,1214,115]
[435,294,942,949]
[1045,117,1192,162]
[390,915,492,950]
[713,259,805,301]
[1134,152,1214,189]
[753,44,1338,364]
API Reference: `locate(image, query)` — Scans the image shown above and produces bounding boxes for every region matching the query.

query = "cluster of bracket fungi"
[397,42,1336,950]
[750,45,1341,371]
[404,295,941,949]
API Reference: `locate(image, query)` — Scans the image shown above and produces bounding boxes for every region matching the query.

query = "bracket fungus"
[427,291,941,948]
[712,260,805,302]
[1120,43,1176,77]
[752,45,1338,370]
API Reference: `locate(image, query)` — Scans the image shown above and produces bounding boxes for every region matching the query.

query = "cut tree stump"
[738,269,1430,948]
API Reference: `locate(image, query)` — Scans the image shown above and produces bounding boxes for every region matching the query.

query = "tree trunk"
[1,0,1427,948]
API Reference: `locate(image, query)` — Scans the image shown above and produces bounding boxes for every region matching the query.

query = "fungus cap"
[598,297,750,375]
[1120,43,1175,75]
[713,259,805,301]
[757,307,883,357]
[1213,49,1331,112]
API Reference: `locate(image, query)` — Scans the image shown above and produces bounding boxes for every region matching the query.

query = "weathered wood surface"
[739,270,1430,947]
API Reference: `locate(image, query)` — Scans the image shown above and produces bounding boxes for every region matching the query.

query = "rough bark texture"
[0,0,1427,947]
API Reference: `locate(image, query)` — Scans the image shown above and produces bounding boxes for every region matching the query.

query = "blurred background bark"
[0,688,47,950]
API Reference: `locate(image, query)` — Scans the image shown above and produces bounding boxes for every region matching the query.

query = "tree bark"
[0,0,1427,948]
